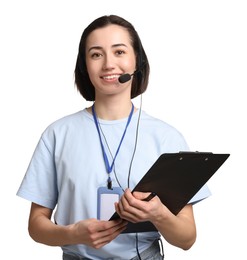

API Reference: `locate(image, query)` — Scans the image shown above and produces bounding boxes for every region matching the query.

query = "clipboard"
[109,151,230,233]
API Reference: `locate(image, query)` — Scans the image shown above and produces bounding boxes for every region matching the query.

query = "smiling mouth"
[101,75,120,80]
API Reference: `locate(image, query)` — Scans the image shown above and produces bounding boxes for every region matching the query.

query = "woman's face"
[85,24,136,99]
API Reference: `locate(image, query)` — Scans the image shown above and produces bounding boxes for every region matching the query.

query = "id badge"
[97,187,123,220]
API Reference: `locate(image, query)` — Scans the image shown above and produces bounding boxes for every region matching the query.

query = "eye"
[91,52,102,59]
[115,50,125,56]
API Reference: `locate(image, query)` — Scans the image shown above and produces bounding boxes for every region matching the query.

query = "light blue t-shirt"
[17,108,211,259]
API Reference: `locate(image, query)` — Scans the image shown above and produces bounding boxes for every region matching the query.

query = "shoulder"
[141,110,182,135]
[140,110,189,151]
[39,109,91,143]
[43,109,89,132]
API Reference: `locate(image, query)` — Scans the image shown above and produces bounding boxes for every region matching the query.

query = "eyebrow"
[87,43,128,53]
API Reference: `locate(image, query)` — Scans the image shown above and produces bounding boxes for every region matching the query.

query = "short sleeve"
[188,184,211,204]
[16,134,58,209]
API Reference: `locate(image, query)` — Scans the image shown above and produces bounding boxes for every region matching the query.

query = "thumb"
[132,191,153,200]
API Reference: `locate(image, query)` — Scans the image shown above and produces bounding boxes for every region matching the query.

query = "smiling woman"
[85,24,136,101]
[16,14,211,260]
[75,15,150,102]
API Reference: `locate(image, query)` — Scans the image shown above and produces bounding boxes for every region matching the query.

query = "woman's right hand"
[71,218,128,248]
[28,203,127,248]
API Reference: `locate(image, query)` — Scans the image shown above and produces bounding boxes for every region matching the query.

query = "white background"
[1,0,246,259]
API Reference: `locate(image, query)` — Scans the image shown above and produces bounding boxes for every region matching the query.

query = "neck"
[89,99,134,120]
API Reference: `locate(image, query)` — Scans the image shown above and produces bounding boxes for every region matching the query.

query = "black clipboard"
[109,152,230,233]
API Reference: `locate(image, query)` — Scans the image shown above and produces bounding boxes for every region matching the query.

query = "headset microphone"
[118,61,146,84]
[118,73,133,84]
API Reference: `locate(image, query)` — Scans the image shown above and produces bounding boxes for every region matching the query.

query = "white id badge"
[97,187,123,220]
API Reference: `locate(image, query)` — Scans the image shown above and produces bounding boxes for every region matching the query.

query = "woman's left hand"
[115,188,163,223]
[115,188,197,250]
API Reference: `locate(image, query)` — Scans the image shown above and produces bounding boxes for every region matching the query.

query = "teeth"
[103,75,118,80]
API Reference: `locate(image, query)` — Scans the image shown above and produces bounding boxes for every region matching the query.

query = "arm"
[115,189,196,250]
[152,203,196,250]
[28,202,127,249]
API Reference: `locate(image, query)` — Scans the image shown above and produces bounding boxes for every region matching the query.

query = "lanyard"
[92,103,134,188]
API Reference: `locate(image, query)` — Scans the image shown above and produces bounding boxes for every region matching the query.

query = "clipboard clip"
[178,151,213,161]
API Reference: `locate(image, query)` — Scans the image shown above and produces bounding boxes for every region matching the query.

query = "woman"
[17,15,211,259]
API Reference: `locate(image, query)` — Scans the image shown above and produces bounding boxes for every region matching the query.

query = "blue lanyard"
[92,103,134,188]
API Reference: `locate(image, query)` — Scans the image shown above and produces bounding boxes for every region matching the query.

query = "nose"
[102,54,115,71]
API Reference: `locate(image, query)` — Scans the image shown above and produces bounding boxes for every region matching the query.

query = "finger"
[118,189,158,222]
[133,191,153,200]
[122,189,140,207]
[96,219,125,232]
[117,200,143,222]
[92,220,127,248]
[123,191,148,210]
